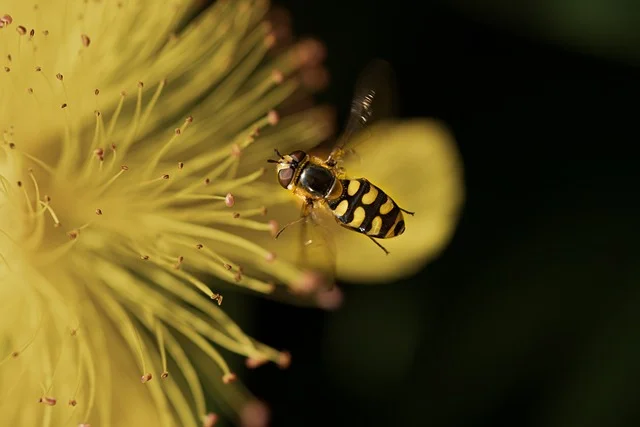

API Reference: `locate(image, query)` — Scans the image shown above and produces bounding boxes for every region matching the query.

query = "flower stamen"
[97,165,128,194]
[37,199,61,227]
[139,78,167,130]
[105,91,126,141]
[143,115,192,180]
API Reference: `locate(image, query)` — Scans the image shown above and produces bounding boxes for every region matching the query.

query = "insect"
[267,60,414,257]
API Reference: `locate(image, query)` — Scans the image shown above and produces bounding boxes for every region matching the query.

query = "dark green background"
[229,1,640,426]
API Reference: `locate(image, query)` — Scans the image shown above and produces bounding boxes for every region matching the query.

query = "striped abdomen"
[327,178,405,239]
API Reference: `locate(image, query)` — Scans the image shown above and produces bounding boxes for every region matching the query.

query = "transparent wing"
[327,59,398,166]
[269,201,337,308]
[298,204,336,288]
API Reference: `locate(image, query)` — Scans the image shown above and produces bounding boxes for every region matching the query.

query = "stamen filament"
[143,116,192,179]
[139,79,167,130]
[28,169,41,206]
[106,92,126,141]
[97,166,128,193]
[153,317,168,378]
[38,200,60,226]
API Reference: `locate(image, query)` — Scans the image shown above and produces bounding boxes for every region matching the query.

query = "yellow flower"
[1,0,333,425]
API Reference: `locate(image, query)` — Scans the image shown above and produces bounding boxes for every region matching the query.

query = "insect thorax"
[297,163,336,199]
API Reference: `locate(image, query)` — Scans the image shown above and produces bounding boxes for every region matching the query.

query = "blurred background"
[224,0,640,425]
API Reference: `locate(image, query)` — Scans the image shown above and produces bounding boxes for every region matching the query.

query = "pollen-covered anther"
[140,255,149,260]
[81,34,90,47]
[94,89,100,95]
[162,174,170,180]
[140,373,153,383]
[94,148,104,157]
[204,178,210,185]
[240,400,270,427]
[222,373,237,384]
[265,252,276,263]
[195,243,203,250]
[26,87,33,94]
[278,351,292,369]
[29,28,34,38]
[16,25,26,35]
[61,103,68,109]
[232,212,240,219]
[178,162,184,170]
[233,271,242,282]
[225,193,235,207]
[68,399,77,407]
[56,73,63,81]
[174,128,181,135]
[121,165,129,171]
[38,397,57,406]
[161,371,169,379]
[70,328,78,336]
[210,293,223,306]
[260,206,268,216]
[95,209,102,215]
[292,270,325,294]
[223,264,232,271]
[0,14,13,26]
[295,38,326,68]
[267,110,279,126]
[137,81,144,88]
[67,230,79,240]
[94,110,101,117]
[245,356,268,369]
[203,413,219,427]
[3,67,9,72]
[316,287,344,311]
[268,220,279,237]
[11,351,19,358]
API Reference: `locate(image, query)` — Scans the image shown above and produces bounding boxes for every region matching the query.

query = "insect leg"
[275,198,313,239]
[367,236,390,255]
[399,207,415,216]
[325,147,360,168]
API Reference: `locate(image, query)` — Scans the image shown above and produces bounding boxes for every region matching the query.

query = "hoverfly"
[268,60,414,262]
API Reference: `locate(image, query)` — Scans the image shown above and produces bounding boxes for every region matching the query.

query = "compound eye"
[289,150,306,163]
[278,167,294,189]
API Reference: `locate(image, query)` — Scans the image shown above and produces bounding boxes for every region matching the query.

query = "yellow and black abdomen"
[327,178,405,239]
